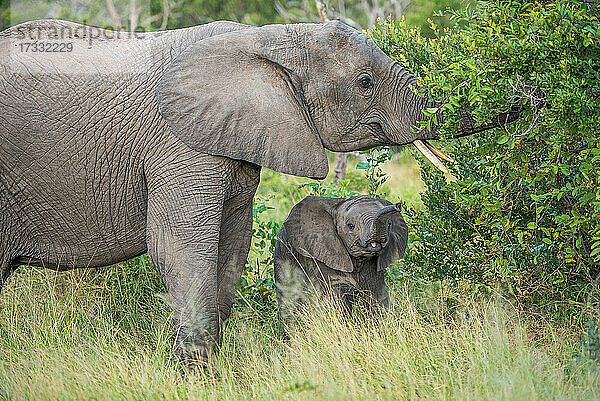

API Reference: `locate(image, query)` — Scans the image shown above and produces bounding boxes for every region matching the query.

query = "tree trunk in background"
[106,0,122,30]
[333,152,349,182]
[129,0,139,30]
[160,0,170,30]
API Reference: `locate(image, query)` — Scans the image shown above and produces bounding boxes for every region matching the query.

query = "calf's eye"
[358,75,373,89]
[347,223,355,230]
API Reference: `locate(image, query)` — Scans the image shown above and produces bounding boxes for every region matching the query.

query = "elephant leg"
[146,183,225,367]
[0,259,13,294]
[0,232,16,294]
[215,188,256,334]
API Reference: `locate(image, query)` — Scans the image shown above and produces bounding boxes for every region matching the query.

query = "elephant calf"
[274,195,408,330]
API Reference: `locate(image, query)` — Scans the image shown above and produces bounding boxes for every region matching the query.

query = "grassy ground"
[1,152,598,400]
[1,264,598,400]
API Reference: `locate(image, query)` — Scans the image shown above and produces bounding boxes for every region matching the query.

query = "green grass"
[1,262,598,400]
[1,153,597,400]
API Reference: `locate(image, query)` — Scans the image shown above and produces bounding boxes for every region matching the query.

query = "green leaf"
[423,107,440,116]
[498,135,510,144]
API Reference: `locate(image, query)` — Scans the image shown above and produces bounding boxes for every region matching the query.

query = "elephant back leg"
[215,163,260,336]
[0,216,17,293]
[0,255,15,293]
[145,152,227,367]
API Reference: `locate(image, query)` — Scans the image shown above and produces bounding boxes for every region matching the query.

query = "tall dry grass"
[0,264,598,400]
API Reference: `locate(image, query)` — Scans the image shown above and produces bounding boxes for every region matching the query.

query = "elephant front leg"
[215,189,255,331]
[146,186,224,367]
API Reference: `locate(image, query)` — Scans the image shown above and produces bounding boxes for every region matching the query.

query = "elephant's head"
[282,195,408,272]
[333,196,407,268]
[157,21,519,179]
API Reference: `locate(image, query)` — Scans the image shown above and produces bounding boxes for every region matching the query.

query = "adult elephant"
[0,19,518,364]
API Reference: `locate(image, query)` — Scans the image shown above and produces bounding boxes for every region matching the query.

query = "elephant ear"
[377,201,408,271]
[282,196,354,272]
[156,25,328,179]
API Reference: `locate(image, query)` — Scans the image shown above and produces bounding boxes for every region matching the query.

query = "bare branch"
[160,0,170,30]
[105,0,122,30]
[141,15,162,27]
[315,0,329,22]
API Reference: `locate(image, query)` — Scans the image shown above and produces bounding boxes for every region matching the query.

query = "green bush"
[370,0,600,322]
[238,196,280,312]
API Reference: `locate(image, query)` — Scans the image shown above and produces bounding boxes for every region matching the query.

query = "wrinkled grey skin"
[0,19,517,365]
[274,196,407,332]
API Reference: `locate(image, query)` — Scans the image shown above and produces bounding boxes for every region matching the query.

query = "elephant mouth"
[357,240,386,255]
[367,122,388,142]
[364,118,455,175]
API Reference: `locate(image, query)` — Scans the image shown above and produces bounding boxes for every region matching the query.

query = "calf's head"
[283,195,408,272]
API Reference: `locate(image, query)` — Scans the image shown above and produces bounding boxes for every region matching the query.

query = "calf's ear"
[282,196,354,272]
[378,201,408,271]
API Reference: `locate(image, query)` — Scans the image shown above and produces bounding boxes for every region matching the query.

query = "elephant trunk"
[384,65,522,173]
[410,104,521,173]
[400,97,521,174]
[371,204,401,243]
[438,105,522,139]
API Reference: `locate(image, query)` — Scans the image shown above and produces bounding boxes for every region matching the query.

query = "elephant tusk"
[422,140,455,163]
[413,140,449,174]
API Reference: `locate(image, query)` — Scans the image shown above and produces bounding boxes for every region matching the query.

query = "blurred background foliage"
[1,0,468,35]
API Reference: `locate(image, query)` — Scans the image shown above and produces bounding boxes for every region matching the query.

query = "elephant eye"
[358,75,373,89]
[347,222,355,230]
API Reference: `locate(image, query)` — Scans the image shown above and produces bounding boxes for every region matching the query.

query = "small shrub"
[356,147,393,197]
[238,196,280,311]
